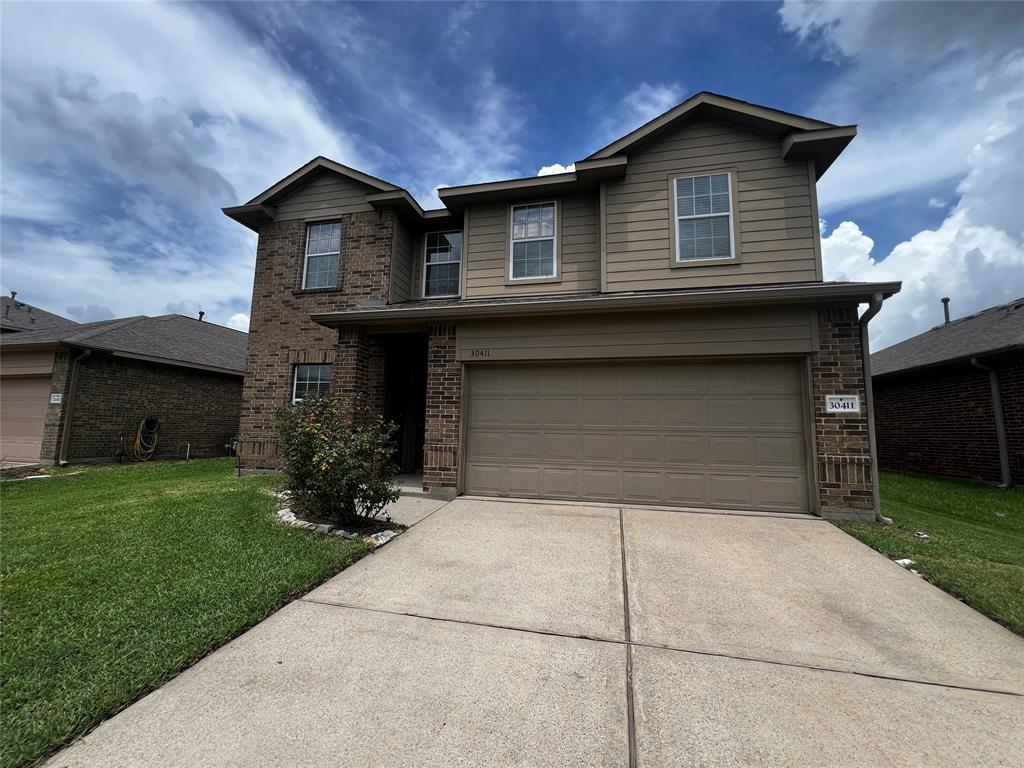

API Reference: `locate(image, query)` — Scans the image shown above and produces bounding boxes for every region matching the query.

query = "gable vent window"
[292,364,331,402]
[303,222,341,289]
[510,202,557,279]
[674,173,734,261]
[423,231,462,298]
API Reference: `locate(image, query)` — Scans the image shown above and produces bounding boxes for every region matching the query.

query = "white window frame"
[421,230,463,299]
[508,201,558,281]
[292,364,331,403]
[672,171,736,263]
[301,221,341,289]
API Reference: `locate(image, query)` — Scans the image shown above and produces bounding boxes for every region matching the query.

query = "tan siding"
[457,306,817,362]
[274,172,374,221]
[390,218,414,303]
[463,194,601,298]
[604,120,819,290]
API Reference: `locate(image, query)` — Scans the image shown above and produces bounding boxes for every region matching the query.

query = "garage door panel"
[542,433,580,462]
[581,469,620,499]
[708,436,755,467]
[708,398,753,429]
[665,473,707,504]
[506,432,542,461]
[709,473,755,507]
[465,360,808,513]
[663,397,707,427]
[621,398,662,427]
[582,434,620,462]
[582,398,618,425]
[623,471,664,502]
[541,468,580,497]
[754,397,802,429]
[755,475,807,511]
[756,436,804,467]
[622,434,663,463]
[664,435,707,466]
[543,397,580,426]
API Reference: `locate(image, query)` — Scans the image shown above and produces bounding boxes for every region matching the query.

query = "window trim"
[669,168,740,268]
[421,230,463,299]
[291,363,331,403]
[301,221,342,290]
[507,200,560,283]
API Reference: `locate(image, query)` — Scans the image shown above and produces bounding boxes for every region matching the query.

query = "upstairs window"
[292,364,331,402]
[303,222,341,289]
[674,172,734,261]
[423,231,462,298]
[510,202,557,279]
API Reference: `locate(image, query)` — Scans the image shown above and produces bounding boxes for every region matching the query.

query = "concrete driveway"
[47,498,1023,767]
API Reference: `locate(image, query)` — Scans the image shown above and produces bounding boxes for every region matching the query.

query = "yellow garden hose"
[133,418,160,461]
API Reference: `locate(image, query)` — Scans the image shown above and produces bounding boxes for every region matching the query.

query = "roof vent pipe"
[9,290,16,300]
[941,297,950,324]
[198,311,205,321]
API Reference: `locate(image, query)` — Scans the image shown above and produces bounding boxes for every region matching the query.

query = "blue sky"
[1,1,1021,349]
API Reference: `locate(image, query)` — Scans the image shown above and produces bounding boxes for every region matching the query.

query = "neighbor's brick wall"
[874,354,1023,486]
[42,354,241,463]
[238,210,394,469]
[810,306,874,520]
[423,324,461,495]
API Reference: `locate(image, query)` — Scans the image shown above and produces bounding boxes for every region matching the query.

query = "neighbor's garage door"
[464,360,809,512]
[0,376,50,462]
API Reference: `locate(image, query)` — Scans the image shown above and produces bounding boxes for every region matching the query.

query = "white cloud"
[596,82,684,148]
[227,313,250,332]
[782,0,1024,350]
[66,304,115,323]
[165,300,203,318]
[537,163,575,176]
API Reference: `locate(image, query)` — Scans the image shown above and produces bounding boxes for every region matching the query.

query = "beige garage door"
[0,375,51,462]
[464,360,810,512]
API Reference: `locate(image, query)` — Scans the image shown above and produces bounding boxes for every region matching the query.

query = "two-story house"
[224,92,900,521]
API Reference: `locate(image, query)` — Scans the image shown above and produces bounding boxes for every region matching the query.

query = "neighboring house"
[224,91,900,520]
[872,298,1023,487]
[0,314,247,464]
[1,293,79,335]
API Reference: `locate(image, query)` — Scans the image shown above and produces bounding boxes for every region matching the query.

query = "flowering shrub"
[275,396,399,524]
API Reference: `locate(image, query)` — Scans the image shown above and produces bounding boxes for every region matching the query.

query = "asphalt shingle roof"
[0,314,248,374]
[872,297,1024,377]
[0,297,79,333]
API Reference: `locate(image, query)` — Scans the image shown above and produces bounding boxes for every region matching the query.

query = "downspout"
[859,293,890,524]
[971,358,1012,488]
[58,349,91,466]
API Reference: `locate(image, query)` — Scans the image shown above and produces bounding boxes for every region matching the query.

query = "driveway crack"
[619,508,638,768]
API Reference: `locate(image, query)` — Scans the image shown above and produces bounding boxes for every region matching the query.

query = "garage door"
[464,360,809,512]
[0,376,51,462]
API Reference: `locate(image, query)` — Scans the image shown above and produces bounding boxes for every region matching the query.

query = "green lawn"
[839,471,1024,636]
[1,459,368,768]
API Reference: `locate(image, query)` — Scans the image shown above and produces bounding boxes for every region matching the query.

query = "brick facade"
[40,354,241,463]
[238,209,394,469]
[874,355,1023,486]
[810,306,875,520]
[422,324,461,496]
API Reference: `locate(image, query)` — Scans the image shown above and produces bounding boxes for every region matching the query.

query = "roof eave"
[312,281,902,329]
[782,126,858,179]
[222,203,277,232]
[873,343,1024,380]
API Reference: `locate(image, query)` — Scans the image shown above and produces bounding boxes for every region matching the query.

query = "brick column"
[810,306,874,520]
[332,326,370,411]
[423,324,461,497]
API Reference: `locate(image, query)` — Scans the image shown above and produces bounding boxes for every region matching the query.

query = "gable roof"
[872,297,1024,377]
[246,156,399,206]
[1,296,79,334]
[0,314,248,375]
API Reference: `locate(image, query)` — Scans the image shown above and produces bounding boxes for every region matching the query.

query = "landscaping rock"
[895,558,915,567]
[311,523,333,535]
[332,529,360,540]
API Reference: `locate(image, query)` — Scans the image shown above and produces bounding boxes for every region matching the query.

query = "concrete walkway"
[47,498,1024,767]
